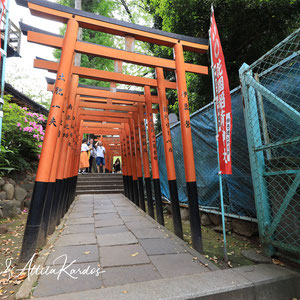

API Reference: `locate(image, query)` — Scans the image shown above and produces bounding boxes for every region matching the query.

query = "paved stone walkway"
[32,194,212,298]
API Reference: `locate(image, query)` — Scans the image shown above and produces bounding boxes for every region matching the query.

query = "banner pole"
[209,17,228,262]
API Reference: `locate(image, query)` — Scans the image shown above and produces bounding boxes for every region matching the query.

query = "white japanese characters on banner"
[210,9,232,174]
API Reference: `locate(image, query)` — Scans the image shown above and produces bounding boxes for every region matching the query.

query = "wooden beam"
[47,83,161,104]
[34,59,177,89]
[27,1,208,53]
[82,129,121,135]
[82,122,124,129]
[80,115,129,123]
[79,109,132,118]
[77,87,159,104]
[80,97,138,106]
[79,102,138,111]
[27,31,208,75]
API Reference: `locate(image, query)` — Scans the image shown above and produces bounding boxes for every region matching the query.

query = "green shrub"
[0,95,47,175]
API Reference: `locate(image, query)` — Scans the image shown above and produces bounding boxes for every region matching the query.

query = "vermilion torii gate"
[17,0,209,262]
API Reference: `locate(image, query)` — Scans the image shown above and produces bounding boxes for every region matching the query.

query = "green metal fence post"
[239,63,274,257]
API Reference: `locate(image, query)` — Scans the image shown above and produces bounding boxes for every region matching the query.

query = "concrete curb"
[33,264,300,300]
[15,198,78,300]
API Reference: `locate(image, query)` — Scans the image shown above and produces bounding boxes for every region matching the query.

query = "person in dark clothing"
[87,139,95,173]
[114,158,121,173]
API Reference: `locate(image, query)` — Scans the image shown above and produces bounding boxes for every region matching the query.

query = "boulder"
[201,214,211,226]
[0,177,5,187]
[21,182,34,192]
[11,200,22,208]
[166,203,172,215]
[27,191,33,198]
[0,224,8,234]
[241,249,272,263]
[7,178,16,186]
[14,186,28,201]
[25,174,33,183]
[208,214,222,226]
[24,198,31,208]
[225,221,233,232]
[0,200,21,218]
[180,207,189,221]
[2,183,14,200]
[0,191,6,200]
[213,225,230,233]
[232,219,258,237]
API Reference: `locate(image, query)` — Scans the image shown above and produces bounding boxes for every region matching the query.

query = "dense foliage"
[145,0,300,115]
[0,96,47,175]
[54,0,117,87]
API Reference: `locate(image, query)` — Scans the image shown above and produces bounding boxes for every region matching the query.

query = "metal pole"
[209,27,228,262]
[0,0,10,149]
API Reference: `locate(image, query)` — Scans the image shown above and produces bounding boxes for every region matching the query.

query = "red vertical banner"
[210,9,232,174]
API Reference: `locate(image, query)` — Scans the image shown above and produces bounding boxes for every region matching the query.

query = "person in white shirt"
[79,139,92,174]
[95,141,106,173]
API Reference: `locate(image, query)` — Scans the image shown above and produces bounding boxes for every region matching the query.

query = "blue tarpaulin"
[156,87,256,218]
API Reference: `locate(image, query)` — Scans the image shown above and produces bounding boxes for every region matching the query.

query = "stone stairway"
[75,173,124,195]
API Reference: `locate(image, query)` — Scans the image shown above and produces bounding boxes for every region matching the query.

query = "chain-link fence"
[239,28,300,261]
[156,85,256,222]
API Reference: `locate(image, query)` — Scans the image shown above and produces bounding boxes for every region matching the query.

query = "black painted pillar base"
[56,179,65,225]
[128,176,134,202]
[19,181,48,263]
[71,176,78,203]
[187,181,203,253]
[70,176,76,205]
[37,181,55,248]
[66,177,72,210]
[125,176,129,198]
[63,178,70,214]
[132,180,139,206]
[144,177,154,218]
[138,177,145,212]
[69,176,75,209]
[168,179,183,239]
[123,175,126,196]
[49,179,62,234]
[60,179,68,218]
[153,178,164,225]
[123,175,127,197]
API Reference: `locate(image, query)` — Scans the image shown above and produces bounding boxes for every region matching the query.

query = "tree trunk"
[74,0,82,66]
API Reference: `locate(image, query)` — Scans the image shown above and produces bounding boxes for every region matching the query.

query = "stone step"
[75,189,124,195]
[76,185,124,190]
[77,177,123,182]
[77,176,123,180]
[76,181,123,186]
[77,173,123,178]
[75,173,124,194]
[77,178,123,182]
